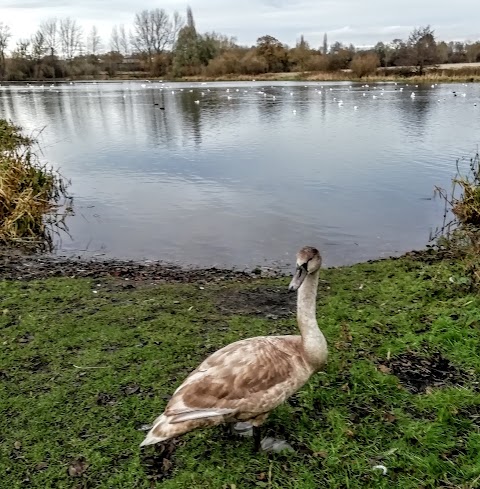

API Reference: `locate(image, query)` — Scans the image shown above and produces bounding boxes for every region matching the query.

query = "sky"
[1,0,480,50]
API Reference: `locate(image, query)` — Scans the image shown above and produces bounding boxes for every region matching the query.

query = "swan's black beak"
[288,266,307,292]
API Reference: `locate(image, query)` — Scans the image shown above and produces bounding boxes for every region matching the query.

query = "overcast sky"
[2,0,480,49]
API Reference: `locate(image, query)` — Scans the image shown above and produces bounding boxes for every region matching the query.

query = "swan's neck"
[297,269,327,370]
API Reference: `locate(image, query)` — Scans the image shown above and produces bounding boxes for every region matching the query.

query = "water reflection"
[1,80,479,268]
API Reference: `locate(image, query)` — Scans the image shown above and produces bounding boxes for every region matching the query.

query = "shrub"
[0,120,73,251]
[205,52,242,76]
[304,54,330,72]
[350,53,380,77]
[240,51,268,74]
[433,150,480,287]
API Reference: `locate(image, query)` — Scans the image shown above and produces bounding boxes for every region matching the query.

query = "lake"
[1,80,479,270]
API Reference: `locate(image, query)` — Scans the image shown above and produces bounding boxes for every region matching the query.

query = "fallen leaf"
[345,429,355,438]
[14,441,22,450]
[313,450,328,458]
[68,457,89,477]
[124,385,140,395]
[35,462,48,471]
[378,365,391,374]
[383,412,396,423]
[162,458,173,472]
[257,472,266,480]
[96,392,117,406]
[18,334,33,344]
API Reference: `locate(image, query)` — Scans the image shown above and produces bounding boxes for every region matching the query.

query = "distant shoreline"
[3,69,480,85]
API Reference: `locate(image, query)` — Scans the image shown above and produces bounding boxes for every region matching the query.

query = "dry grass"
[180,66,480,83]
[0,120,72,251]
[433,150,480,287]
[434,150,480,229]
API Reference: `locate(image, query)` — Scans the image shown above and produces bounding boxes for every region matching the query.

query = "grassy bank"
[179,69,480,84]
[1,253,480,488]
[8,67,480,84]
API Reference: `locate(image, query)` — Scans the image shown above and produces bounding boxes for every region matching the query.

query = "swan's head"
[288,246,322,292]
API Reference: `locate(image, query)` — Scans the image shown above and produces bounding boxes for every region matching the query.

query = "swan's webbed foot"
[222,422,236,438]
[233,422,293,453]
[260,436,295,453]
[253,426,262,452]
[233,422,254,437]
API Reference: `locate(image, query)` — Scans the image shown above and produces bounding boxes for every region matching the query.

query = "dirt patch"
[141,439,180,484]
[216,286,296,318]
[379,351,465,394]
[96,393,117,407]
[401,246,455,264]
[0,248,286,284]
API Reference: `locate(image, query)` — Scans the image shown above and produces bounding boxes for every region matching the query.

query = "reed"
[432,149,480,286]
[0,119,73,251]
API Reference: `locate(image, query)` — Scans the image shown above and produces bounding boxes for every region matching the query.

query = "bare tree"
[132,8,181,62]
[110,25,121,52]
[119,24,130,56]
[39,18,58,55]
[87,25,102,55]
[171,11,184,47]
[13,39,30,59]
[31,31,47,59]
[0,22,11,79]
[59,17,82,59]
[407,25,438,74]
[111,24,129,55]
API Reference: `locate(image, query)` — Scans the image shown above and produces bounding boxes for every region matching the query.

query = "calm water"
[1,80,479,269]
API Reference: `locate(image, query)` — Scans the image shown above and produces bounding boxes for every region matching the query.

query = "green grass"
[1,256,480,488]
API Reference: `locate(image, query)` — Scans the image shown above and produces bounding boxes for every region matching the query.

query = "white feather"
[169,408,235,423]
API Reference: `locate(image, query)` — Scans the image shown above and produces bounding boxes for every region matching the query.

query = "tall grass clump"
[433,149,480,286]
[0,119,73,251]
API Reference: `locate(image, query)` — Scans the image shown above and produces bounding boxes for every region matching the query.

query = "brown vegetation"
[0,120,72,250]
[350,52,380,78]
[433,151,480,287]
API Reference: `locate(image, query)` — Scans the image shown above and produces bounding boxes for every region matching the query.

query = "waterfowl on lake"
[140,246,328,452]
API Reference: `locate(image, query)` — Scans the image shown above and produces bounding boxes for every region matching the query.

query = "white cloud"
[1,0,479,50]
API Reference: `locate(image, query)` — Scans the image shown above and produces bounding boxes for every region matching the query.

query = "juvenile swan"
[140,246,328,451]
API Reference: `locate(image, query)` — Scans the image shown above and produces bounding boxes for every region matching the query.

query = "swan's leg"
[253,426,262,452]
[222,422,235,438]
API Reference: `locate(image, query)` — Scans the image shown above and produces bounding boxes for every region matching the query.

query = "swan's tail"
[140,411,226,447]
[140,414,171,447]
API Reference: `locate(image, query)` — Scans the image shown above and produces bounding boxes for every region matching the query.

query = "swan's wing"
[162,336,308,423]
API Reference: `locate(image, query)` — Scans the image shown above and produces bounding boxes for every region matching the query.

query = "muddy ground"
[0,248,287,283]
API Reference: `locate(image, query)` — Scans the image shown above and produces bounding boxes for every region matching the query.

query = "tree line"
[0,7,480,81]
